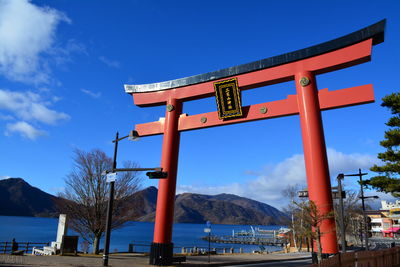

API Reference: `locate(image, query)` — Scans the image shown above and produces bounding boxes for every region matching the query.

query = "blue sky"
[0,0,399,209]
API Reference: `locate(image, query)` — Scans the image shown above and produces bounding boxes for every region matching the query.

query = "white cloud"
[99,56,120,68]
[5,121,47,140]
[0,113,13,120]
[49,39,87,66]
[0,175,11,179]
[0,0,70,84]
[81,89,101,99]
[0,89,70,125]
[177,148,381,209]
[326,148,379,176]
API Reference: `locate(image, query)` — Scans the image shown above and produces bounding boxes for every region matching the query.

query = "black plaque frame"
[214,78,243,120]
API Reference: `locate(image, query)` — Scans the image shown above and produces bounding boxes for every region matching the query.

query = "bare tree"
[58,149,142,254]
[294,200,334,262]
[282,184,302,251]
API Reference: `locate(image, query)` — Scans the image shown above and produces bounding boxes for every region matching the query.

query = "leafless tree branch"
[57,148,142,254]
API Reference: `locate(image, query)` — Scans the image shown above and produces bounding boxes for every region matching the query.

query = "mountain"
[127,186,158,221]
[0,178,288,225]
[0,178,60,217]
[132,187,289,225]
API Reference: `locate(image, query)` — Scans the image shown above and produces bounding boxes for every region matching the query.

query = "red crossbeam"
[135,84,374,136]
[132,39,372,107]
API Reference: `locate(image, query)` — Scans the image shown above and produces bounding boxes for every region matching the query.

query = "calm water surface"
[0,216,285,253]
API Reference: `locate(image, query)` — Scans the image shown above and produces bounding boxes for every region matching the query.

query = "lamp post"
[343,169,378,251]
[102,130,164,266]
[103,132,119,266]
[103,131,139,266]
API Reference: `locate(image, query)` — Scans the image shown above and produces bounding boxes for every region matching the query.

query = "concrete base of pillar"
[149,242,173,266]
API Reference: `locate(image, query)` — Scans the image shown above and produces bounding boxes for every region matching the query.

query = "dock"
[201,235,287,246]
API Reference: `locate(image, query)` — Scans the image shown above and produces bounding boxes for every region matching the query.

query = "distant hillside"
[132,187,289,225]
[0,178,60,217]
[127,186,158,220]
[0,179,288,225]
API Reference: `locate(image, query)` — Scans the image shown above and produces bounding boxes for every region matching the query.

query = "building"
[381,200,400,210]
[382,207,400,237]
[367,210,385,235]
[365,200,400,238]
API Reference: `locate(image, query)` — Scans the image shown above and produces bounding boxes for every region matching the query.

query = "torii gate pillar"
[149,98,182,265]
[296,71,336,252]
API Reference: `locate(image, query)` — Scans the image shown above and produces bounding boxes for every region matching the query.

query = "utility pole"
[358,169,368,251]
[344,169,369,250]
[103,132,119,266]
[337,174,346,253]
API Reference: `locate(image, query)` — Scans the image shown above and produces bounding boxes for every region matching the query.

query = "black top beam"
[125,19,385,94]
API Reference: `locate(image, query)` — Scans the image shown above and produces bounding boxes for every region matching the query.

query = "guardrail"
[0,241,50,254]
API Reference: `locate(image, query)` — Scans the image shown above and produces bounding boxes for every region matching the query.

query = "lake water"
[0,216,285,253]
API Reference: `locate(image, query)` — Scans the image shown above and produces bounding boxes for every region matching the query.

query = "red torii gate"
[125,20,385,265]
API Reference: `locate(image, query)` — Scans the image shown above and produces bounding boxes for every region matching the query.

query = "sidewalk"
[0,252,311,267]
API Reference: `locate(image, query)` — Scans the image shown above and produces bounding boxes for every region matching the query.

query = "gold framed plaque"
[214,78,243,120]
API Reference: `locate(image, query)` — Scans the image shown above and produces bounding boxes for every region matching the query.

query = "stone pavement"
[0,252,312,267]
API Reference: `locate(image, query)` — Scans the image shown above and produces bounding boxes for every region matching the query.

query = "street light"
[103,130,166,266]
[103,131,122,266]
[342,169,379,251]
[112,130,140,143]
[103,130,139,266]
[360,196,379,200]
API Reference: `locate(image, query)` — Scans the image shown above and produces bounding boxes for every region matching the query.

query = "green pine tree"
[365,92,400,197]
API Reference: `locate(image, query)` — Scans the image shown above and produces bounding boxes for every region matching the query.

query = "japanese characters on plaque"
[213,78,243,120]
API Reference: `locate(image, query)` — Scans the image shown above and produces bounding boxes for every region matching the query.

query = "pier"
[202,235,288,246]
